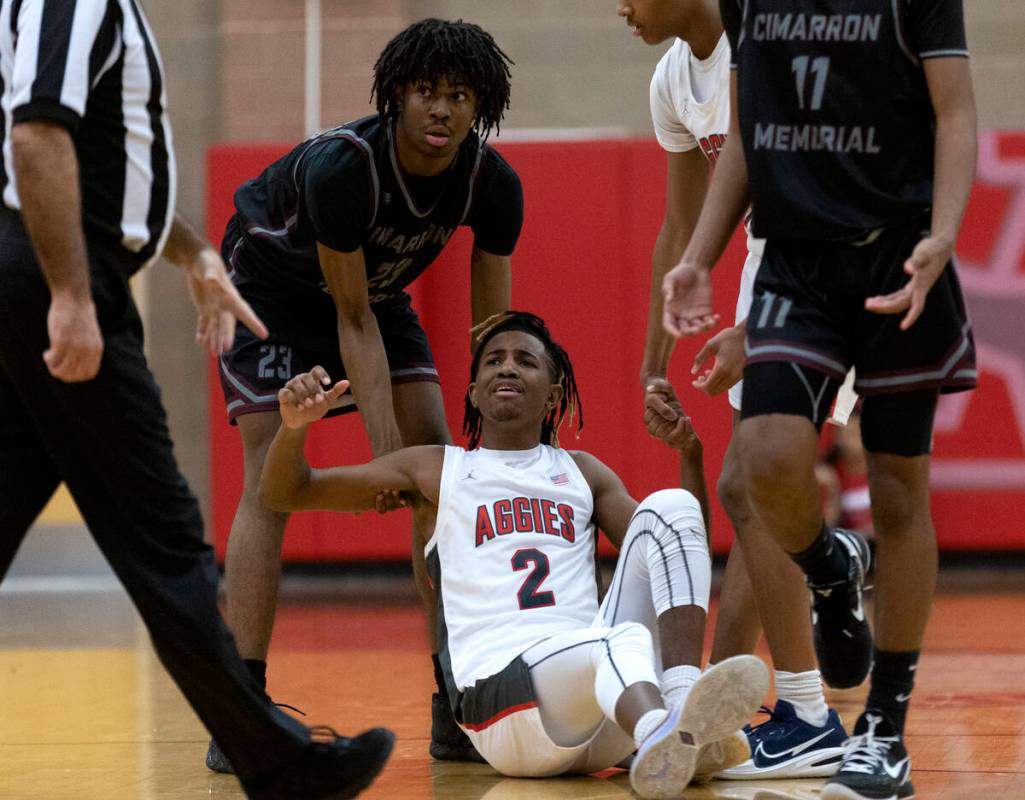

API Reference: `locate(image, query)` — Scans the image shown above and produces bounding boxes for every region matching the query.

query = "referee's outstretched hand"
[187,249,269,353]
[278,366,350,429]
[864,234,953,330]
[662,262,720,337]
[44,293,104,382]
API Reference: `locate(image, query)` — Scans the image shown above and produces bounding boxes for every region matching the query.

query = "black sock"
[866,649,919,734]
[244,658,268,693]
[432,653,447,697]
[790,524,850,586]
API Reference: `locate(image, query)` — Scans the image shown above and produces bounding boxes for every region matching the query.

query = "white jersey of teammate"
[427,444,599,692]
[650,35,856,422]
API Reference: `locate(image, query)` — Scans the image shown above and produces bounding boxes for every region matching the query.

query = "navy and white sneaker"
[823,710,914,799]
[809,528,873,689]
[716,700,847,779]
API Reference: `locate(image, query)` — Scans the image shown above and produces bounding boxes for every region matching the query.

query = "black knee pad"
[860,389,938,457]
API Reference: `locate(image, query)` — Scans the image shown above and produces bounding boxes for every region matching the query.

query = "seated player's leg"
[715,415,847,780]
[497,623,763,798]
[597,489,768,778]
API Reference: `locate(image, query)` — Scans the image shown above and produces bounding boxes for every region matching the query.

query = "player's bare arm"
[319,243,404,456]
[642,148,710,389]
[865,56,977,330]
[260,367,445,513]
[11,120,102,383]
[642,386,710,536]
[568,451,639,550]
[162,213,269,353]
[470,246,512,350]
[663,73,750,338]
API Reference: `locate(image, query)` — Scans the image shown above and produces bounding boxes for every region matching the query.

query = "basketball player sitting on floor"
[258,311,768,798]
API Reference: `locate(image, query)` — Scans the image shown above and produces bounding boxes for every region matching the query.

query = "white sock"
[774,669,829,727]
[633,708,670,750]
[661,664,701,709]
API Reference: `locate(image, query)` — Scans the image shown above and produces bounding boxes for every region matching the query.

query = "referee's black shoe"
[206,735,234,774]
[822,710,913,800]
[207,701,308,774]
[246,725,395,800]
[809,528,873,689]
[429,692,485,762]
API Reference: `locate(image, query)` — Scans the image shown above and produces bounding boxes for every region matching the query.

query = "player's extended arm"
[162,213,269,353]
[642,386,711,536]
[865,57,977,329]
[641,148,710,387]
[569,451,639,551]
[663,73,751,338]
[470,246,512,350]
[925,57,977,252]
[260,369,444,513]
[11,120,103,383]
[319,243,403,456]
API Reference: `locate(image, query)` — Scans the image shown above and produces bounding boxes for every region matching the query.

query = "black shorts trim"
[853,321,977,395]
[459,656,538,731]
[746,339,847,381]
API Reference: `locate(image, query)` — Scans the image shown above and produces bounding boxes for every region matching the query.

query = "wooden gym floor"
[1,526,1023,799]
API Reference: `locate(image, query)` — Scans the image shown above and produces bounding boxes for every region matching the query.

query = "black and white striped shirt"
[0,0,176,266]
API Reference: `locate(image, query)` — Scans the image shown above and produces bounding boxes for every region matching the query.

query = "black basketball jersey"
[721,0,968,241]
[228,115,522,348]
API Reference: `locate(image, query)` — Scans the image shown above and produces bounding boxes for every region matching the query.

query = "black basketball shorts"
[218,298,439,424]
[740,217,976,454]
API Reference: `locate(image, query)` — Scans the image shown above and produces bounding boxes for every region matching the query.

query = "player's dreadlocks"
[463,311,583,450]
[372,18,513,138]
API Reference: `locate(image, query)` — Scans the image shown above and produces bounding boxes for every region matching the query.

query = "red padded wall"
[207,132,1025,560]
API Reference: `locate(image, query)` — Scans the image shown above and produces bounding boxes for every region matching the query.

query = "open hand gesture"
[691,322,746,396]
[187,249,269,353]
[864,234,953,330]
[662,262,720,337]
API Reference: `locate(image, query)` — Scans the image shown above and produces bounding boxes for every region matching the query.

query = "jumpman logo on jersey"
[461,470,477,481]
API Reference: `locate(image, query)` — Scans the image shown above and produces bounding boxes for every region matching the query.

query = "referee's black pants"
[0,209,308,783]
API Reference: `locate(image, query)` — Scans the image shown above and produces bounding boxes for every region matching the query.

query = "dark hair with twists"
[463,311,583,450]
[371,18,513,138]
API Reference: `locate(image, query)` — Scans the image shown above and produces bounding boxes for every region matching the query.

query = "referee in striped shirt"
[0,1,392,796]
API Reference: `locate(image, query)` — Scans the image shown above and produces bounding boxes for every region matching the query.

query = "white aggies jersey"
[426,445,599,691]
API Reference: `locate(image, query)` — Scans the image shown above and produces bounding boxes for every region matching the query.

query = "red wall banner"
[206,131,1025,560]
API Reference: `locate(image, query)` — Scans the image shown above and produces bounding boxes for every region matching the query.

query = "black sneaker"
[809,528,872,689]
[206,702,307,775]
[429,692,485,763]
[822,710,914,800]
[246,725,395,800]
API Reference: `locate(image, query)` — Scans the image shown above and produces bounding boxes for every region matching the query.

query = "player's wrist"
[640,369,668,388]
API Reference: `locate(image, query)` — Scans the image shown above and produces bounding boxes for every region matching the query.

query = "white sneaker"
[630,655,769,799]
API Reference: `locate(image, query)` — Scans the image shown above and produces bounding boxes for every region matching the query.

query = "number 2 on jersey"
[512,548,555,610]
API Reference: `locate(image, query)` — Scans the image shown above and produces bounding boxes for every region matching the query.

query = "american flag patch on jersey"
[550,473,569,485]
